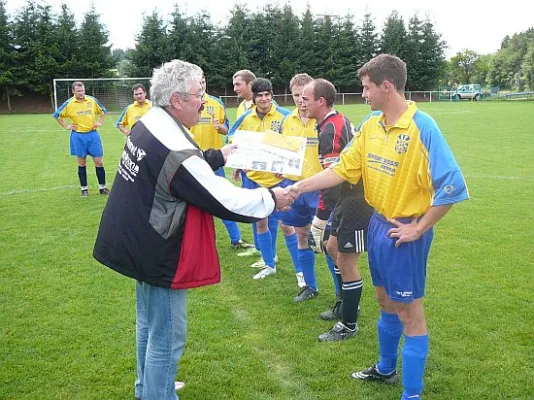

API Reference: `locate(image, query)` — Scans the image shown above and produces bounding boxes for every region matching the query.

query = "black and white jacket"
[93,107,275,289]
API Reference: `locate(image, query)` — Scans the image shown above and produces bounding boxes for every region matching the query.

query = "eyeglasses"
[176,90,205,100]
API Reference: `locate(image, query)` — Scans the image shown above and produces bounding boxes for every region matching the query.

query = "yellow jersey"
[331,101,469,219]
[116,100,152,130]
[191,94,229,150]
[280,108,322,181]
[228,104,291,187]
[53,95,106,133]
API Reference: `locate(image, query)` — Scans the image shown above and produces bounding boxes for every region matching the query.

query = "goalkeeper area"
[53,77,153,112]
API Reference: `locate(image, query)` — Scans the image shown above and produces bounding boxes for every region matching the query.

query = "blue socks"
[284,233,300,273]
[298,248,317,290]
[252,223,260,251]
[325,254,341,295]
[268,216,278,256]
[223,220,241,245]
[401,334,429,399]
[377,311,403,374]
[257,231,275,268]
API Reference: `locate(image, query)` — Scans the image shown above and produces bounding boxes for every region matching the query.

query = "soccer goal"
[53,77,152,112]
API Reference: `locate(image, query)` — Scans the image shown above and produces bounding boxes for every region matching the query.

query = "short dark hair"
[312,78,337,107]
[132,83,146,93]
[251,78,273,96]
[72,81,84,91]
[358,54,407,92]
[233,69,256,84]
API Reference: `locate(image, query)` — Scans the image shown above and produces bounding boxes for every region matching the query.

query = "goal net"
[53,77,152,112]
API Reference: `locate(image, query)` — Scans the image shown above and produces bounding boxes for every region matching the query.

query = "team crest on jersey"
[86,102,92,108]
[270,121,281,132]
[395,134,410,154]
[206,105,215,115]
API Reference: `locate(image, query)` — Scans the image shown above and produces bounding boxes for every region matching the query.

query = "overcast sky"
[5,0,534,58]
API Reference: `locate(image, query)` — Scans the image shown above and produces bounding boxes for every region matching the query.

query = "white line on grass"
[1,174,531,197]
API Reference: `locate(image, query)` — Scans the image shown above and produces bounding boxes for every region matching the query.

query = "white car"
[453,84,483,101]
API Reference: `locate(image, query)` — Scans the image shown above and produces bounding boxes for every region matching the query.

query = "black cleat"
[350,364,399,384]
[319,297,343,320]
[81,189,88,197]
[99,188,110,195]
[293,286,318,303]
[318,321,358,342]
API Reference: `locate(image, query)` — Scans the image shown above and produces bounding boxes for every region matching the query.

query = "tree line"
[1,0,533,111]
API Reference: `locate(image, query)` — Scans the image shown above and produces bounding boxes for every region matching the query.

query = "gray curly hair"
[150,60,203,107]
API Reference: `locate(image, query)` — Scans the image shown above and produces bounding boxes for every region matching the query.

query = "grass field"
[1,102,533,400]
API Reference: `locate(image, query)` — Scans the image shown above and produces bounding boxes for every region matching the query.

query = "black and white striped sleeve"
[170,154,276,223]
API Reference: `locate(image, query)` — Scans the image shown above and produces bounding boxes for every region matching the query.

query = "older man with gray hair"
[93,60,296,400]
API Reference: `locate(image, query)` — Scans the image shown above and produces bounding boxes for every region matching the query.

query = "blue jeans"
[135,281,187,400]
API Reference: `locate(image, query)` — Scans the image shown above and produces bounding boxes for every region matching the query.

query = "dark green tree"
[359,10,379,64]
[217,5,251,84]
[56,3,80,78]
[128,10,170,77]
[418,17,446,89]
[271,5,300,88]
[12,0,40,91]
[405,14,425,90]
[297,7,318,76]
[334,14,360,90]
[379,11,407,59]
[168,6,190,59]
[314,15,337,80]
[0,0,17,111]
[77,3,114,78]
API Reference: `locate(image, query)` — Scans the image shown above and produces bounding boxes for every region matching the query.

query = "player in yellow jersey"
[53,81,110,197]
[116,84,152,135]
[191,73,254,252]
[228,78,291,280]
[233,69,256,118]
[293,54,469,399]
[276,73,323,300]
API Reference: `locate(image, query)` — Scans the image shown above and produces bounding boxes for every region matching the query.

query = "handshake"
[271,185,299,211]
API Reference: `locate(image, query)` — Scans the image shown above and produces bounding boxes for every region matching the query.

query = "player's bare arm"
[387,204,454,247]
[293,168,344,194]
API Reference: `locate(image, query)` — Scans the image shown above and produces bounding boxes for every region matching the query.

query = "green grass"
[1,102,533,399]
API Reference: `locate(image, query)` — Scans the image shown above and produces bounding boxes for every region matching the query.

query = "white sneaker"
[250,255,278,268]
[296,272,306,288]
[253,266,276,280]
[175,381,185,391]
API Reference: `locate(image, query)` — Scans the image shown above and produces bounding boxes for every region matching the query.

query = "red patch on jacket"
[172,205,220,289]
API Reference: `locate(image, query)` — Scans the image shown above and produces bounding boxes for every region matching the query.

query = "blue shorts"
[215,167,226,178]
[277,179,319,227]
[242,176,292,220]
[367,212,434,303]
[70,130,103,158]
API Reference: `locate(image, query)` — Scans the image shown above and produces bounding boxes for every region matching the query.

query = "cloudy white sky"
[5,0,534,58]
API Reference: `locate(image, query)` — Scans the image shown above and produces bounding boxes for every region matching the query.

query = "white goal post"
[53,77,152,112]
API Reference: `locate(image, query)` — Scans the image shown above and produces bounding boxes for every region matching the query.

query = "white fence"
[220,91,467,107]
